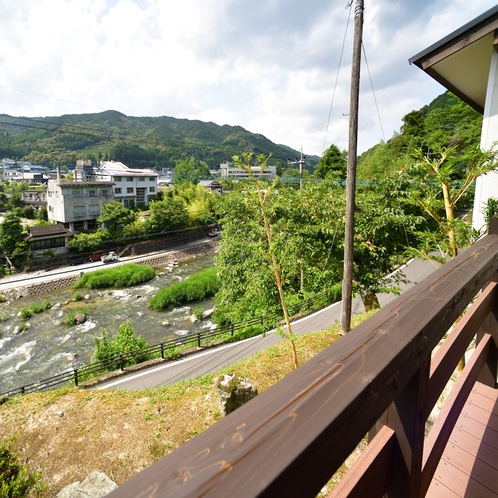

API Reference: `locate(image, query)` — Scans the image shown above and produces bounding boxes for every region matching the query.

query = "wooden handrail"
[107,226,498,498]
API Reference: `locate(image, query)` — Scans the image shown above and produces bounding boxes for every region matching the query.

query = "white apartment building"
[47,176,115,232]
[219,162,276,180]
[96,161,158,207]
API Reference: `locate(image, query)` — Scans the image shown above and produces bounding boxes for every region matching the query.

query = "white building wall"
[473,51,498,233]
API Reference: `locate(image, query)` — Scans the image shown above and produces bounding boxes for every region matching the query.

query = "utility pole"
[341,0,364,334]
[287,149,306,188]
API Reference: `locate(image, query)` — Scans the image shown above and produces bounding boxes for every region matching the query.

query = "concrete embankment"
[0,240,218,300]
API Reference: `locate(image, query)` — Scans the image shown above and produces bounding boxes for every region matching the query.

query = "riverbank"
[0,247,218,394]
[0,239,218,300]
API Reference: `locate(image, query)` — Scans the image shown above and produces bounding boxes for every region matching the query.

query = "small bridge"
[106,220,498,497]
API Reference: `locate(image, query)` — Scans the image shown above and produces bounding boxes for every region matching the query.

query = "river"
[0,255,215,394]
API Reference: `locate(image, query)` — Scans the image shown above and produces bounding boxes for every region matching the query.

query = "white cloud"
[0,0,496,157]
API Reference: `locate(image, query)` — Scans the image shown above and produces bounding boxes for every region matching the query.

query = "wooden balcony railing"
[107,219,498,498]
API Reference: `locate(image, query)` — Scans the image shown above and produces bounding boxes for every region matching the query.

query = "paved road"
[0,238,216,294]
[97,256,439,391]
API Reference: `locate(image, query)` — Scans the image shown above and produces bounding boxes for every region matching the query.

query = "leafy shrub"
[225,324,266,343]
[0,435,45,497]
[91,320,151,368]
[18,322,29,333]
[148,267,220,311]
[74,264,155,289]
[73,291,84,301]
[327,283,342,304]
[17,300,52,320]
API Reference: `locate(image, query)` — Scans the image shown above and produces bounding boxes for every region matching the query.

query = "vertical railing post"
[74,369,78,387]
[382,358,430,497]
[160,342,164,359]
[119,353,124,371]
[231,323,234,336]
[197,332,201,348]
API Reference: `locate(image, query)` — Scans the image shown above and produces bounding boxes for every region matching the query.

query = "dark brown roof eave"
[409,5,498,69]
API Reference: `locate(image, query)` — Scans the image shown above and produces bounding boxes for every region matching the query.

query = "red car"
[88,250,106,262]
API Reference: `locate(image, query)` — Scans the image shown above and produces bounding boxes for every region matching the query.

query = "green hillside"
[0,110,314,171]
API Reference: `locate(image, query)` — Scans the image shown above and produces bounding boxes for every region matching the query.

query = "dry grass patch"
[0,311,375,497]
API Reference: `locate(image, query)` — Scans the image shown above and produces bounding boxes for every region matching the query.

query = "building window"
[149,177,155,181]
[115,188,122,194]
[88,189,97,197]
[73,189,84,198]
[33,237,66,250]
[88,204,100,215]
[73,205,86,214]
[114,176,122,182]
[127,187,134,194]
[101,189,110,196]
[138,177,145,182]
[149,186,155,193]
[126,177,133,182]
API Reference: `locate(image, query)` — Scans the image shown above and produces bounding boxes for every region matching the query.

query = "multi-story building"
[47,172,115,232]
[219,162,276,180]
[96,161,158,208]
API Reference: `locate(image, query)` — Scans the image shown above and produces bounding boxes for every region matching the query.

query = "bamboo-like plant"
[232,153,299,369]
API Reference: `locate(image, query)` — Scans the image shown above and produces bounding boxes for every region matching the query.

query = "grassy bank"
[148,267,220,310]
[74,264,155,289]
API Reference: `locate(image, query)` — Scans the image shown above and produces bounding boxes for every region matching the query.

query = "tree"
[67,229,111,253]
[220,153,302,369]
[145,197,189,234]
[35,205,48,222]
[0,212,25,256]
[314,144,347,179]
[97,201,137,232]
[92,320,150,367]
[348,188,422,309]
[405,145,498,261]
[173,157,210,186]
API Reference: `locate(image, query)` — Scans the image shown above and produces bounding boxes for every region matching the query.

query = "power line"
[322,2,354,154]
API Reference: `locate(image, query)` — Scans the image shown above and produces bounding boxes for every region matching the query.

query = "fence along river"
[0,255,215,394]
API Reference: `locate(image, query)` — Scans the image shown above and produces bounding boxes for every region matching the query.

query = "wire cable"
[322,3,354,154]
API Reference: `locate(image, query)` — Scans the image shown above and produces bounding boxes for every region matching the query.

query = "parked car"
[88,250,106,262]
[101,251,118,264]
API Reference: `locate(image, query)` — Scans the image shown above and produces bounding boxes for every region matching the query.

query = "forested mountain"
[0,110,314,171]
[0,90,483,174]
[356,91,483,179]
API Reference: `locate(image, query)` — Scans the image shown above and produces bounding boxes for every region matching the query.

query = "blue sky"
[1,0,497,157]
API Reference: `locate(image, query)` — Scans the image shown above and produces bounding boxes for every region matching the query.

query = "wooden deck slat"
[429,460,498,497]
[455,415,498,450]
[449,428,498,468]
[426,479,461,497]
[441,443,498,491]
[427,382,498,497]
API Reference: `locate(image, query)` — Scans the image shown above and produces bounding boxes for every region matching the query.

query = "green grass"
[74,264,155,289]
[61,309,88,327]
[18,300,52,320]
[148,267,220,311]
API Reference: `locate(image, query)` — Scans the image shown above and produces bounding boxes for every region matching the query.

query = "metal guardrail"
[0,287,336,398]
